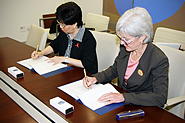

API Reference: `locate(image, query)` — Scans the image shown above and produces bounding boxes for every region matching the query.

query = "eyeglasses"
[116,34,141,45]
[56,20,67,28]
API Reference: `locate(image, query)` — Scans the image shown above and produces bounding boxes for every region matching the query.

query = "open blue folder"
[77,99,124,115]
[58,79,124,115]
[31,66,73,78]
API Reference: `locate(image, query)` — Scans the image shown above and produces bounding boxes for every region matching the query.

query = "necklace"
[130,53,140,63]
[130,43,148,63]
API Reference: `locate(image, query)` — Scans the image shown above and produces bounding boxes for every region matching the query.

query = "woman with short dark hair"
[31,2,98,74]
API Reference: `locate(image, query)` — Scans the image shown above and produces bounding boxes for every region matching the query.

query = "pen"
[34,45,39,60]
[83,69,89,90]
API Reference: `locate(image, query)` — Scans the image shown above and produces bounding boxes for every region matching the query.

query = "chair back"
[26,24,48,51]
[85,13,110,32]
[91,31,120,72]
[154,43,185,119]
[153,27,185,49]
[155,42,181,50]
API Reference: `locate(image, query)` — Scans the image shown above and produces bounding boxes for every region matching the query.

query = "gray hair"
[116,7,153,43]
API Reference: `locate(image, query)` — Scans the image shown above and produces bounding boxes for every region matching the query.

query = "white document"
[17,56,48,69]
[58,79,119,110]
[58,79,103,100]
[17,56,67,75]
[78,83,119,110]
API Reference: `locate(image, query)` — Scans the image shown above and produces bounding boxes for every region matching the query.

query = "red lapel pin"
[75,43,79,48]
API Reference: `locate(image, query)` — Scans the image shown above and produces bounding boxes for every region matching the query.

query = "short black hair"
[55,2,83,28]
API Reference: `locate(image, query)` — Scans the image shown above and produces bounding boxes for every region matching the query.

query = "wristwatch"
[65,56,68,63]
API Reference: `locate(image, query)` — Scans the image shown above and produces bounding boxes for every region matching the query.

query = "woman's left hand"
[46,56,65,65]
[97,92,125,105]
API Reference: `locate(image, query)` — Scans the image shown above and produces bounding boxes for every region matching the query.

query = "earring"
[74,26,75,29]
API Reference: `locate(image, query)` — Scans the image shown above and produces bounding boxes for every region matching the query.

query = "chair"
[153,27,185,50]
[155,42,181,50]
[26,24,48,51]
[154,43,185,119]
[90,31,120,72]
[85,13,110,32]
[45,28,57,41]
[39,13,58,41]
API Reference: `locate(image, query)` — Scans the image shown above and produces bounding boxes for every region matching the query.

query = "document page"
[58,79,103,100]
[31,61,67,75]
[77,83,119,110]
[17,56,67,75]
[17,56,48,69]
[58,80,120,110]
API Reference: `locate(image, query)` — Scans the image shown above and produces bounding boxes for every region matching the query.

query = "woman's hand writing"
[83,76,97,89]
[31,51,43,60]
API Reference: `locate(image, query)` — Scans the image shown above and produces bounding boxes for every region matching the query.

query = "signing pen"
[83,69,89,90]
[34,45,39,60]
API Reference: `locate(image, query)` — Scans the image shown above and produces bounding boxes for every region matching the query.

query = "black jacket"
[50,28,98,74]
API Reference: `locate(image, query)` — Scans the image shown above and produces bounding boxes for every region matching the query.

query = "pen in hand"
[34,45,39,60]
[83,69,89,90]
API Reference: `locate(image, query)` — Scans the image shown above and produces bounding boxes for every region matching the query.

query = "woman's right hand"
[31,51,43,60]
[83,76,98,89]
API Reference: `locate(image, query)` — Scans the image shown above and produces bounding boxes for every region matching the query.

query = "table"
[0,37,184,123]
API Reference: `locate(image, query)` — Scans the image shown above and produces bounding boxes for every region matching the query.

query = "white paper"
[17,56,67,75]
[31,61,67,75]
[17,56,48,69]
[77,83,119,110]
[58,80,119,110]
[58,79,103,100]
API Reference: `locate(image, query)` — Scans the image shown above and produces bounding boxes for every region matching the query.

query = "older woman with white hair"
[83,7,169,107]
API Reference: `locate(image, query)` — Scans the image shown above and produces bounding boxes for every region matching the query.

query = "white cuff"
[65,56,68,63]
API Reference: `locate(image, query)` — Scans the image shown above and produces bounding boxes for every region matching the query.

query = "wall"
[65,0,103,22]
[0,0,103,42]
[103,0,185,32]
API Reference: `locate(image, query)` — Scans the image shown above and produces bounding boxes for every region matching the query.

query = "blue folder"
[31,66,73,78]
[77,99,124,115]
